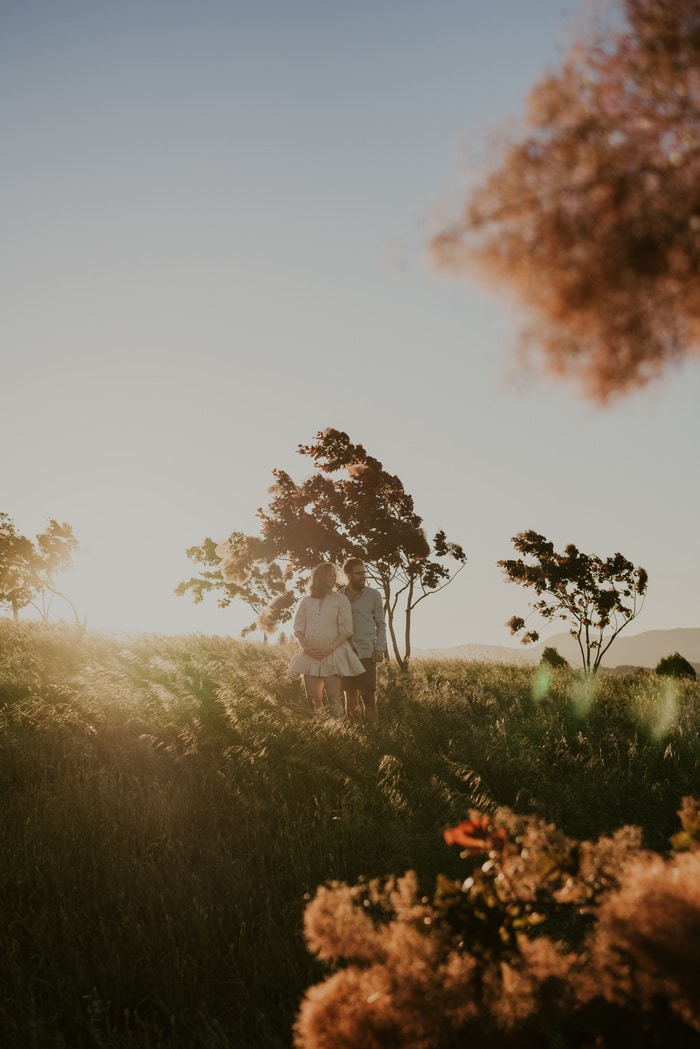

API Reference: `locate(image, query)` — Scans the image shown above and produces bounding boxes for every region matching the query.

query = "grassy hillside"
[1,621,698,1048]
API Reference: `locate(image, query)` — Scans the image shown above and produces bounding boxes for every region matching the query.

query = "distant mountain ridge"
[413,627,700,670]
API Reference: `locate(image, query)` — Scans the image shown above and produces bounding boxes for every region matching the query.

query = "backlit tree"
[175,532,295,640]
[177,430,466,669]
[432,0,700,400]
[0,513,81,624]
[498,530,648,675]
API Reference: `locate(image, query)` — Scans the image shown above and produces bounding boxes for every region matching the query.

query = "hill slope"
[414,627,700,669]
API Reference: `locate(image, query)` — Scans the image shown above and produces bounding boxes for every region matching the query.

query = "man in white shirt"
[340,557,387,724]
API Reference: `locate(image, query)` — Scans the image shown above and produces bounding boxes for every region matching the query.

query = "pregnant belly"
[304,632,336,647]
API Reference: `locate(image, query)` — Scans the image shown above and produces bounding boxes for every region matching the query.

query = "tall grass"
[0,621,698,1048]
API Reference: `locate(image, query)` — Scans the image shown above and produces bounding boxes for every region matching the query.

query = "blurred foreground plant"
[295,799,700,1049]
[432,0,700,402]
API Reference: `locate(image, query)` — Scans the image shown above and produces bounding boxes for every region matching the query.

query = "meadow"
[1,620,698,1049]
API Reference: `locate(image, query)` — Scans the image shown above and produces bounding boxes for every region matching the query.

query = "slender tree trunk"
[403,577,415,669]
[386,604,407,670]
[44,584,82,627]
[383,580,407,671]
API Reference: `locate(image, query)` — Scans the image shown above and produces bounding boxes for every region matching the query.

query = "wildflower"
[443,814,508,856]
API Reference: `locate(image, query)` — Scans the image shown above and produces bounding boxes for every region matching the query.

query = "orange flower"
[443,815,508,855]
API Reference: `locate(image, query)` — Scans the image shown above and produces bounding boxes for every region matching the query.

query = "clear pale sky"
[4,0,699,649]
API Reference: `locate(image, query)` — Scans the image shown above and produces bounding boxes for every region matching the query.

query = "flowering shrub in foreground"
[294,799,700,1049]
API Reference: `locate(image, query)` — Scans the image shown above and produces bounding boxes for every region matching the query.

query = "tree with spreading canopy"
[177,429,466,669]
[0,513,82,624]
[499,530,648,675]
[175,532,295,638]
[432,0,700,401]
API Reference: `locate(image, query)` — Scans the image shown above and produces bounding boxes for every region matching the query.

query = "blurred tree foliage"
[433,0,700,400]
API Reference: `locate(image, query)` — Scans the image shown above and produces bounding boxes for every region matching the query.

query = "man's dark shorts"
[342,657,376,693]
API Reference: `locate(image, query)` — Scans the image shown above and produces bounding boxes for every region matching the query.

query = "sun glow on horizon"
[51,531,239,638]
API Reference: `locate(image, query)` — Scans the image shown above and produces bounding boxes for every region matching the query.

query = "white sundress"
[287,592,365,678]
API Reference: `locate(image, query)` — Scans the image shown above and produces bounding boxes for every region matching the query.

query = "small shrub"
[656,652,697,680]
[541,646,569,669]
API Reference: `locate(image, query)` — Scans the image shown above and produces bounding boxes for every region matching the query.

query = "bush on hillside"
[656,652,697,680]
[541,646,569,669]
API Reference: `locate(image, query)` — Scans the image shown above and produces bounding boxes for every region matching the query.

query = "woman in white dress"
[288,562,365,716]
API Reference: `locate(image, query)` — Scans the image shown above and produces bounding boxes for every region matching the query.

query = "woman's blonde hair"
[308,562,337,597]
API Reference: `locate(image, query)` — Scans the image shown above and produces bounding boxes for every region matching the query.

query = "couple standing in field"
[287,557,387,723]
